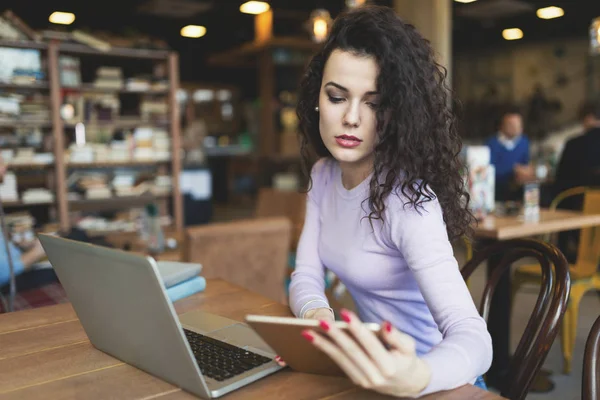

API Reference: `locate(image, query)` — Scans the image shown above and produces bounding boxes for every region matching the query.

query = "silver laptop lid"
[38,234,211,399]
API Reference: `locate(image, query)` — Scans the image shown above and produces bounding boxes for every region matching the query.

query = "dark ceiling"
[3,0,600,91]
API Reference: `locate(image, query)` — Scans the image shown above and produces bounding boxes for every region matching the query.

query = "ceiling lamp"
[310,9,332,43]
[240,1,270,15]
[592,17,600,55]
[345,0,367,8]
[536,6,564,20]
[49,11,75,25]
[454,0,478,3]
[502,28,523,41]
[180,25,206,38]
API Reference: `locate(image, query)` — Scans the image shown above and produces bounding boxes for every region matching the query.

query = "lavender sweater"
[289,159,493,395]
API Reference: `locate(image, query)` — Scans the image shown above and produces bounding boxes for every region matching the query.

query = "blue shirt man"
[486,110,533,201]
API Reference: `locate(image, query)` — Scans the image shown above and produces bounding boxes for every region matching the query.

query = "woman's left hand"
[302,309,431,398]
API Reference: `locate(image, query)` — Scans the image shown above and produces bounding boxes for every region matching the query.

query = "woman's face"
[318,49,379,172]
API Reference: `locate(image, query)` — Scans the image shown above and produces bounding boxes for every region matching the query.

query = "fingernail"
[275,355,281,361]
[383,321,392,333]
[302,330,315,342]
[340,309,351,323]
[319,320,330,331]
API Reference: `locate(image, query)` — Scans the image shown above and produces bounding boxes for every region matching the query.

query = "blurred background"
[0,0,599,224]
[1,1,600,398]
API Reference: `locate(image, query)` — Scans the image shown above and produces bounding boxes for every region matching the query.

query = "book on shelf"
[59,56,81,88]
[0,95,20,115]
[72,30,112,52]
[126,78,151,92]
[22,188,54,203]
[0,10,41,42]
[85,187,112,199]
[94,66,123,89]
[0,47,43,84]
[0,172,18,201]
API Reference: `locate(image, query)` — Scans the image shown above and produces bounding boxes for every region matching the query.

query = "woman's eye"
[327,95,344,104]
[366,102,378,109]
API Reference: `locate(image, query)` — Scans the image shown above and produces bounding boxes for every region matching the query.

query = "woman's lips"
[335,135,362,148]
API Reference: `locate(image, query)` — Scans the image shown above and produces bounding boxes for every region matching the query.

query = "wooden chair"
[183,217,292,305]
[461,238,570,400]
[539,186,586,245]
[254,187,306,252]
[583,314,600,400]
[255,187,308,299]
[511,188,600,373]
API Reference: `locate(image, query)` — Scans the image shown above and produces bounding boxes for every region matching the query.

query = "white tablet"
[245,314,381,377]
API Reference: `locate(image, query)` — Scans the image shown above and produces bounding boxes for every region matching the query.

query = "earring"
[315,106,319,112]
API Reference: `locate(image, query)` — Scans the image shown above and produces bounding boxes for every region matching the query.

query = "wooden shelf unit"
[3,199,54,208]
[0,82,49,91]
[69,193,170,212]
[0,119,52,128]
[6,163,54,170]
[63,83,169,95]
[207,11,318,163]
[66,160,170,169]
[0,39,183,233]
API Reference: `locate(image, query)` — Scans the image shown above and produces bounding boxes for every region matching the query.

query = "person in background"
[552,99,600,263]
[486,107,536,202]
[281,5,492,398]
[0,234,46,288]
[0,159,47,288]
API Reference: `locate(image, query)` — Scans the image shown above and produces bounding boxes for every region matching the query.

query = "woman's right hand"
[275,307,335,366]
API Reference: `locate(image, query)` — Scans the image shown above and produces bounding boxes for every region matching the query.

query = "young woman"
[286,5,492,398]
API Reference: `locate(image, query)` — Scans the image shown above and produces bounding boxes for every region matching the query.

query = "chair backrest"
[572,189,600,278]
[550,186,586,211]
[583,314,600,400]
[461,238,570,400]
[544,186,586,244]
[255,188,306,251]
[183,217,292,304]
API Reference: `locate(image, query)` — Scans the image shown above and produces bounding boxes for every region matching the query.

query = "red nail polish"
[319,320,330,331]
[275,355,281,361]
[341,309,351,323]
[384,321,392,333]
[302,330,315,342]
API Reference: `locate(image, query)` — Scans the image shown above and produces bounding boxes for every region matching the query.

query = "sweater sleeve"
[288,159,331,318]
[388,194,493,395]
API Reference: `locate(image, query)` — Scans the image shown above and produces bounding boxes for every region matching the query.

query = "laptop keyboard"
[183,329,272,382]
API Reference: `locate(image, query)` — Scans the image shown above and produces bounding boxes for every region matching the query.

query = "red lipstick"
[335,135,362,148]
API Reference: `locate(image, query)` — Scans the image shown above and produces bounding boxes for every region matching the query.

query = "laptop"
[38,234,283,399]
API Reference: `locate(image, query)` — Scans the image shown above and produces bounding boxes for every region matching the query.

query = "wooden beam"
[258,50,275,157]
[207,36,320,67]
[255,9,273,45]
[0,39,47,50]
[168,53,184,233]
[48,41,69,232]
[58,42,169,60]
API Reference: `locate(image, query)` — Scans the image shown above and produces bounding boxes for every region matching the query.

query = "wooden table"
[474,209,600,240]
[472,208,600,389]
[0,279,504,400]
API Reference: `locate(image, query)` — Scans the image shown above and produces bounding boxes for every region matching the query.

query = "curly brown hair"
[296,5,474,240]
